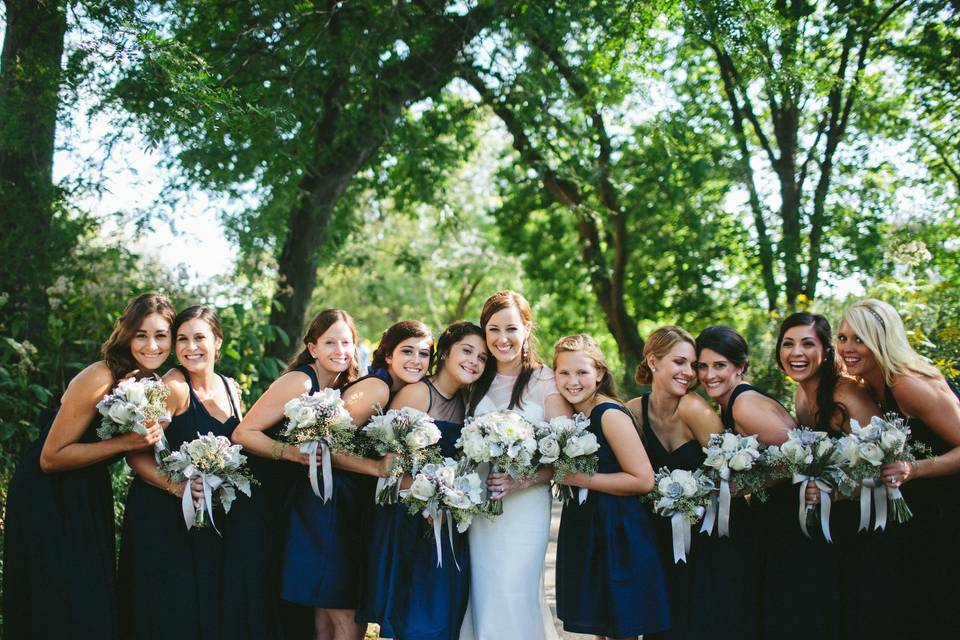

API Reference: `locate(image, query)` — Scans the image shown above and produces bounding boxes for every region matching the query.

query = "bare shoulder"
[834,376,873,403]
[389,380,431,411]
[891,373,945,414]
[624,396,644,425]
[343,376,390,406]
[265,369,315,396]
[65,361,115,398]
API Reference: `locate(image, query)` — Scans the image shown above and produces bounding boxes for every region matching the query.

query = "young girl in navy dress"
[118,305,246,639]
[232,309,361,639]
[3,293,171,640]
[838,299,960,638]
[552,334,670,640]
[357,321,488,639]
[625,326,753,640]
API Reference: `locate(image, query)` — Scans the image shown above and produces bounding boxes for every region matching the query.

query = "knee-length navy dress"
[356,378,470,640]
[556,401,670,637]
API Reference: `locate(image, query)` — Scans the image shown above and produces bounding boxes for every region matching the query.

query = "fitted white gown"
[459,367,561,640]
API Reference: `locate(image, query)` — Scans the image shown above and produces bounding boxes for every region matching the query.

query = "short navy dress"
[641,394,758,640]
[118,368,240,639]
[3,408,118,640]
[280,368,387,609]
[555,402,670,637]
[356,379,470,640]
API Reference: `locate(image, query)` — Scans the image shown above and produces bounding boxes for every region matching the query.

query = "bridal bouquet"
[644,467,714,563]
[161,432,255,533]
[282,388,356,502]
[700,431,770,537]
[362,407,443,504]
[766,427,843,542]
[535,414,600,504]
[402,458,486,568]
[836,413,925,529]
[96,376,171,460]
[455,410,540,515]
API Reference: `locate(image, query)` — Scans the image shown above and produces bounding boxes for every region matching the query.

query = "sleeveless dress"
[640,394,757,640]
[357,379,470,639]
[885,381,960,637]
[723,384,840,640]
[3,410,118,640]
[280,368,388,609]
[555,402,670,637]
[118,368,241,639]
[459,367,560,640]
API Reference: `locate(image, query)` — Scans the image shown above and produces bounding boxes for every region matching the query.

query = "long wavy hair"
[469,290,542,416]
[842,299,940,385]
[101,292,176,380]
[284,309,359,389]
[776,312,846,432]
[635,325,699,392]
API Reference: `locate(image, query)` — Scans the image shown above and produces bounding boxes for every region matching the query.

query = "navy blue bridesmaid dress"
[640,394,758,640]
[356,379,470,640]
[556,402,670,637]
[3,410,118,640]
[118,368,240,639]
[280,368,386,610]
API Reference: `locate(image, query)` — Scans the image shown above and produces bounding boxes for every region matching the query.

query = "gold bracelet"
[271,440,283,461]
[278,443,288,461]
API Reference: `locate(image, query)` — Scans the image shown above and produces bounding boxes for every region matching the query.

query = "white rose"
[676,472,699,497]
[729,450,754,471]
[880,429,906,453]
[720,432,739,452]
[815,438,834,458]
[564,433,599,458]
[858,442,884,466]
[538,437,561,463]
[859,425,881,442]
[409,475,437,501]
[107,401,136,425]
[838,438,859,465]
[779,439,806,463]
[461,435,489,462]
[403,429,431,450]
[657,476,675,496]
[703,451,727,469]
[123,381,147,406]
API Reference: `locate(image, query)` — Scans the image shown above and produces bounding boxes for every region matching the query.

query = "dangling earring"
[522,340,529,359]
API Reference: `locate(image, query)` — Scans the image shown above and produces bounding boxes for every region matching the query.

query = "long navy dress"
[118,369,240,639]
[356,379,470,640]
[3,410,118,640]
[641,394,758,640]
[280,368,387,609]
[556,402,670,637]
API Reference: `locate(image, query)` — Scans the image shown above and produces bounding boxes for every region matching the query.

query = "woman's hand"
[189,476,204,508]
[805,481,820,506]
[399,473,413,491]
[119,420,164,452]
[880,460,914,488]
[487,471,520,500]
[376,453,398,478]
[281,444,311,466]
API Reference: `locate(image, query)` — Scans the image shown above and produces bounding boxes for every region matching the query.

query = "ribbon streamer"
[700,470,732,537]
[670,512,692,564]
[793,474,833,543]
[180,470,224,534]
[578,488,589,505]
[428,509,462,571]
[301,440,334,502]
[859,477,888,531]
[700,492,717,535]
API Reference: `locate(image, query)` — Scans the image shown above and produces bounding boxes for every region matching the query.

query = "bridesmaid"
[3,292,171,640]
[357,321,488,639]
[231,309,361,640]
[553,334,669,640]
[625,326,753,640]
[694,326,798,640]
[280,320,433,640]
[118,305,244,639]
[775,312,881,639]
[838,299,960,637]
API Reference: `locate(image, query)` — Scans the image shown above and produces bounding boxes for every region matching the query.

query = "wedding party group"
[3,289,959,640]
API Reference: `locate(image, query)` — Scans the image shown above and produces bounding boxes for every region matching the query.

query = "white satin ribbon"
[671,512,692,564]
[793,474,833,543]
[700,470,732,537]
[578,488,589,505]
[180,469,224,534]
[301,440,333,502]
[859,477,888,531]
[428,509,462,571]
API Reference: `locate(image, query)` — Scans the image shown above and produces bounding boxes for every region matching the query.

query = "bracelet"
[270,440,283,461]
[910,459,921,471]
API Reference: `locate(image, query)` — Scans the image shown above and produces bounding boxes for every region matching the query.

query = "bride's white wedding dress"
[459,367,561,640]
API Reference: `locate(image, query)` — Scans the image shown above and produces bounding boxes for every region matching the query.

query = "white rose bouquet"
[401,457,487,568]
[161,432,255,533]
[96,377,171,461]
[836,413,926,529]
[361,407,443,505]
[766,427,843,542]
[455,410,540,515]
[282,388,357,502]
[700,431,771,537]
[643,467,714,563]
[535,414,600,504]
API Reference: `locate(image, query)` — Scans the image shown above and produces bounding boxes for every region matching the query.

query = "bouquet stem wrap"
[793,474,833,542]
[301,440,333,502]
[671,512,693,564]
[701,469,732,537]
[486,463,504,516]
[859,477,889,531]
[577,487,588,505]
[181,469,224,534]
[429,508,461,571]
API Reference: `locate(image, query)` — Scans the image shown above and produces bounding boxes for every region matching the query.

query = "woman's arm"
[731,391,795,446]
[561,407,654,496]
[40,363,163,472]
[330,377,395,477]
[232,371,313,464]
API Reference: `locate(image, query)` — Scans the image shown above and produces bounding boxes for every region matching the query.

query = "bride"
[459,291,571,640]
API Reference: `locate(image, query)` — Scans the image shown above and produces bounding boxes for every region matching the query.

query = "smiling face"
[484,305,528,368]
[779,324,825,384]
[696,348,743,402]
[386,336,433,384]
[130,312,172,373]
[442,334,489,386]
[175,317,221,374]
[309,320,355,376]
[555,350,603,409]
[650,341,696,398]
[836,319,878,378]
